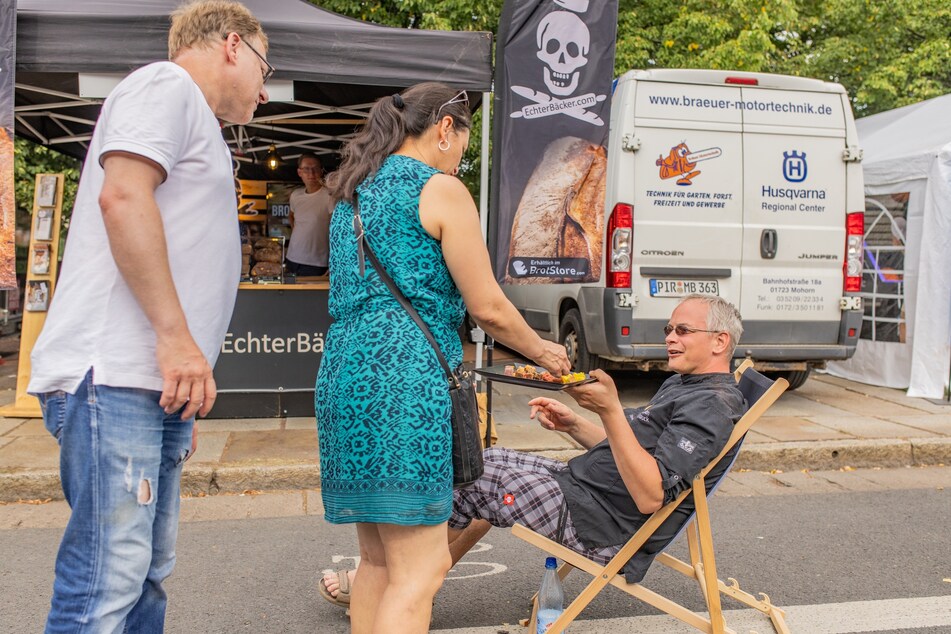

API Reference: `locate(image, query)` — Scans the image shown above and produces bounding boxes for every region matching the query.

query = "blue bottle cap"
[545,557,557,569]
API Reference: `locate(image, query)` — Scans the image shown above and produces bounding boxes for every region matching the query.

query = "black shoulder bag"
[351,195,484,488]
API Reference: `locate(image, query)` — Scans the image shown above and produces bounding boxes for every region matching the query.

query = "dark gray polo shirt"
[551,372,747,581]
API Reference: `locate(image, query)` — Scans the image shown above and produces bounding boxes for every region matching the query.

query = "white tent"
[826,94,951,399]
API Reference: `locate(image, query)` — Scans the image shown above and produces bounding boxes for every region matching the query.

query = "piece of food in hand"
[559,371,587,383]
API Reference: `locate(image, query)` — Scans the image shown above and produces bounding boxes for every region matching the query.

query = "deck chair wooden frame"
[512,360,790,634]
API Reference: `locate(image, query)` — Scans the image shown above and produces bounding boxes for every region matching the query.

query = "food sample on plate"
[503,364,589,384]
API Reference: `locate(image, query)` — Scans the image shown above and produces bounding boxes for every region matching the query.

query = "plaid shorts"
[451,447,620,566]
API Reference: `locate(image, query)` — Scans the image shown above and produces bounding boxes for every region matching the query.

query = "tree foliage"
[313,0,502,31]
[12,138,80,271]
[13,138,80,222]
[786,0,951,115]
[316,0,950,117]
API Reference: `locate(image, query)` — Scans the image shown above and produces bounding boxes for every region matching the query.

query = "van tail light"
[844,212,864,292]
[725,76,759,85]
[607,203,633,288]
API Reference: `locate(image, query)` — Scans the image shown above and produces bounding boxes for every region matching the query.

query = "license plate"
[649,279,719,297]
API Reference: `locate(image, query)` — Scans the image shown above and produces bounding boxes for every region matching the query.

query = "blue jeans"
[39,370,193,634]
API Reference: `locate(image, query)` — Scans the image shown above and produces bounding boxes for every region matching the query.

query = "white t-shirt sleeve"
[98,64,191,178]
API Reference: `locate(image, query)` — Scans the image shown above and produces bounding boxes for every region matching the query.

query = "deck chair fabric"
[512,361,790,634]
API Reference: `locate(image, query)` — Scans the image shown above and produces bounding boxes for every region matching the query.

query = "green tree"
[614,0,951,116]
[786,0,951,115]
[314,0,501,31]
[615,0,800,75]
[312,0,503,195]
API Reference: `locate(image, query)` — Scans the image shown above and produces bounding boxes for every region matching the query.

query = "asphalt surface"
[1,467,948,633]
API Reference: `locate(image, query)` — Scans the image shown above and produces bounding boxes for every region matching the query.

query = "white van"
[502,69,865,389]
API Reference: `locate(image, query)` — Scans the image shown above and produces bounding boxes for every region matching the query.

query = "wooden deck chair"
[512,360,790,634]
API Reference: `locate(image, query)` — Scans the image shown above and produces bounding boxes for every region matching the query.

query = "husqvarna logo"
[783,151,807,183]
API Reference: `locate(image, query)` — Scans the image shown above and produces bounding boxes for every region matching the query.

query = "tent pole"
[479,92,490,241]
[473,92,492,371]
[476,91,494,447]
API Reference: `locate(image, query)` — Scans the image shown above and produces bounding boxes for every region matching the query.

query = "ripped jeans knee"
[45,372,192,633]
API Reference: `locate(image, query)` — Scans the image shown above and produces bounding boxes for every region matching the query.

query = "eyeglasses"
[435,90,469,118]
[242,39,275,84]
[664,324,722,337]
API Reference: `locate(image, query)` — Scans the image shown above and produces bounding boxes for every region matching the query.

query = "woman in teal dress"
[317,82,570,633]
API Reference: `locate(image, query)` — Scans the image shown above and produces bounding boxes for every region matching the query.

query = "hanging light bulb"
[265,143,282,171]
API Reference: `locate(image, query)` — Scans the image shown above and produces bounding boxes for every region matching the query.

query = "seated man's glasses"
[664,324,722,337]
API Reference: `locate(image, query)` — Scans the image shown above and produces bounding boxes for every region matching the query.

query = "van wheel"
[559,308,600,371]
[767,369,811,391]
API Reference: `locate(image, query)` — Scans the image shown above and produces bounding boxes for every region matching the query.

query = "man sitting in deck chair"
[319,293,746,605]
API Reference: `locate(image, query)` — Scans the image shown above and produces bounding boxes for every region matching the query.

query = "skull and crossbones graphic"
[538,11,589,96]
[510,3,607,127]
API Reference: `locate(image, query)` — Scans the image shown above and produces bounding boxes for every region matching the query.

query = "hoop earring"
[438,139,450,152]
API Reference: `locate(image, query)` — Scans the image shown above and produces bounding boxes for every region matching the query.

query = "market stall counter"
[212,279,330,418]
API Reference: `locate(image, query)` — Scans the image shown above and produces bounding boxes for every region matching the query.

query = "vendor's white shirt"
[286,187,333,267]
[29,62,240,394]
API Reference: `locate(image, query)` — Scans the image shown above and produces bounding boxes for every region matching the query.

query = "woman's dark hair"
[326,82,472,202]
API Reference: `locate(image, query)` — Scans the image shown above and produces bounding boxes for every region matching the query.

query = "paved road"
[1,467,948,633]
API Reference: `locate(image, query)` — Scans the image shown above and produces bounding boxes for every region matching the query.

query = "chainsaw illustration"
[656,143,722,186]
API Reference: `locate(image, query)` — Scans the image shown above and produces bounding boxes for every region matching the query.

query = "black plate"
[475,364,598,391]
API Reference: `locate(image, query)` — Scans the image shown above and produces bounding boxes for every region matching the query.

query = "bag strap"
[352,194,458,388]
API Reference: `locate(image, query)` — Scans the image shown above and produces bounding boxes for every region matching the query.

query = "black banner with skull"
[489,0,618,284]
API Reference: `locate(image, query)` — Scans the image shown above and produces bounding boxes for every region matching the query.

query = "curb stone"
[910,437,951,466]
[2,440,949,502]
[735,439,918,471]
[0,469,61,502]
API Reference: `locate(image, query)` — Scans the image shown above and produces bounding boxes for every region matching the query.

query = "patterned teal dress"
[316,155,465,525]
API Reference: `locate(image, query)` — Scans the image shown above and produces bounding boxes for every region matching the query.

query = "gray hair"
[680,294,743,356]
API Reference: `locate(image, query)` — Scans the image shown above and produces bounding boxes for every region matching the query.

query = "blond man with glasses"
[28,2,271,631]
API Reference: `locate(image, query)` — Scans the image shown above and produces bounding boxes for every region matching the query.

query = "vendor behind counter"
[286,153,333,277]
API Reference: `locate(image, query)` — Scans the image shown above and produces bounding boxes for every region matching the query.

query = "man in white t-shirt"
[27,2,271,631]
[286,152,333,276]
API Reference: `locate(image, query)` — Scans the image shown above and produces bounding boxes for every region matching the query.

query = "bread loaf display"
[251,261,282,277]
[253,247,282,263]
[505,136,606,284]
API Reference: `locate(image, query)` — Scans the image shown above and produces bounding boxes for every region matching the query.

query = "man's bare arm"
[99,152,216,419]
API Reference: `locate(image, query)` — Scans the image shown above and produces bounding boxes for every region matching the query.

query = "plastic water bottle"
[536,556,566,633]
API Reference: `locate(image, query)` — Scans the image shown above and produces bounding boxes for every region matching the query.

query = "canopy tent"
[826,94,951,399]
[14,0,492,179]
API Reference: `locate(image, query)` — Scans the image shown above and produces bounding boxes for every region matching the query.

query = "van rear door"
[629,79,744,339]
[740,86,847,348]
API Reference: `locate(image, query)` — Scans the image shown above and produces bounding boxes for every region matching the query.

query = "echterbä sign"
[215,289,331,391]
[221,331,324,355]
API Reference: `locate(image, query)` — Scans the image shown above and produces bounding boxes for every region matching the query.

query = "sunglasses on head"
[664,324,721,337]
[435,90,469,118]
